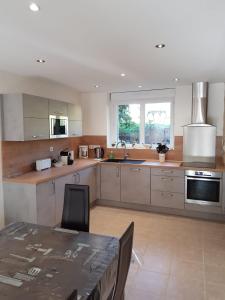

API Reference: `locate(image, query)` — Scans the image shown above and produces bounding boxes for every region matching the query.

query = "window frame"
[110,95,175,149]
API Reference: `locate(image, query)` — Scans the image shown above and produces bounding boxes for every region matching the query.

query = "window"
[110,90,174,148]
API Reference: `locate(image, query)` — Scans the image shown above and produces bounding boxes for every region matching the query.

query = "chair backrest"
[61,184,90,232]
[67,289,77,300]
[113,222,134,300]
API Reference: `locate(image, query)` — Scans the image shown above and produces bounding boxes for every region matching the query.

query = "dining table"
[0,222,119,300]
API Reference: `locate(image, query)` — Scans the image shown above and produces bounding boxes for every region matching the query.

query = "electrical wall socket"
[50,147,54,152]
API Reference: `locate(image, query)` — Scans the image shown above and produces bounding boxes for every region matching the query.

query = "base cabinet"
[100,165,121,201]
[4,166,97,226]
[121,165,150,204]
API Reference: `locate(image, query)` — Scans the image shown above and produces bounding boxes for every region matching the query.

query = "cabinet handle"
[52,180,55,194]
[73,173,77,184]
[161,177,173,182]
[170,193,174,197]
[130,168,141,172]
[116,167,120,177]
[32,135,39,138]
[77,173,80,183]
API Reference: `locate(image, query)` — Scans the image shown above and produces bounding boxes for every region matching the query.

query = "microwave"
[49,115,68,139]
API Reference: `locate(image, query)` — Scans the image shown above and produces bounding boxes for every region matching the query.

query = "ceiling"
[0,0,225,92]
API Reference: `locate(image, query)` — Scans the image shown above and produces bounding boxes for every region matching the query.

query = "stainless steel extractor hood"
[183,82,216,168]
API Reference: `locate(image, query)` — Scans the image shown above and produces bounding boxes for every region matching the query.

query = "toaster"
[36,158,51,171]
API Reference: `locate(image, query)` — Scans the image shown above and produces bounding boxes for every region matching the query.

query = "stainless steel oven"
[185,170,222,206]
[49,115,68,139]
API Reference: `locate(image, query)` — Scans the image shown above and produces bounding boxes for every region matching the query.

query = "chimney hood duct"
[191,82,208,124]
[183,82,216,168]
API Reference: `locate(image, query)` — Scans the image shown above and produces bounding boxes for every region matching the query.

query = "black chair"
[67,289,77,300]
[113,222,134,300]
[61,184,90,232]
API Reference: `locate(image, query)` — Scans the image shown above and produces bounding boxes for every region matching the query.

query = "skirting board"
[96,199,225,223]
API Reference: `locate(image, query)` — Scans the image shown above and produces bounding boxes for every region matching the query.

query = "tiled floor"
[90,206,225,300]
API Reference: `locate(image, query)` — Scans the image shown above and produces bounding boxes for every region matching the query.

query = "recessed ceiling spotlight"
[138,85,143,88]
[29,2,40,12]
[174,77,180,82]
[155,44,166,48]
[120,73,126,77]
[94,84,100,88]
[36,59,46,63]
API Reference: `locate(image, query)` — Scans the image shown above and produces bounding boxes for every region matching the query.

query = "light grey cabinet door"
[36,180,56,226]
[100,164,120,201]
[121,166,150,204]
[23,94,49,118]
[68,104,82,120]
[69,120,82,137]
[49,100,68,116]
[55,174,74,224]
[151,190,184,209]
[24,118,49,140]
[76,167,97,204]
[151,175,184,194]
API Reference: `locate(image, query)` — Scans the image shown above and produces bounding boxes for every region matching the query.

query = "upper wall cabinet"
[3,94,50,141]
[49,99,68,116]
[2,93,82,141]
[68,103,83,137]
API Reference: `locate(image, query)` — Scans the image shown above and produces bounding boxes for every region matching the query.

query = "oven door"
[185,176,222,206]
[49,115,68,139]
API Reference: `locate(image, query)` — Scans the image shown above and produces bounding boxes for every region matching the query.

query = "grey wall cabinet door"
[67,104,82,120]
[75,167,97,204]
[49,100,68,116]
[100,165,120,201]
[121,166,150,204]
[36,181,56,226]
[23,94,49,118]
[23,118,49,140]
[151,175,184,194]
[69,120,82,137]
[55,174,75,224]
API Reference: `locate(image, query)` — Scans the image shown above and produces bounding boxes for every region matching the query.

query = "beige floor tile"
[205,282,225,300]
[204,250,225,268]
[90,206,225,300]
[205,264,225,285]
[132,269,169,298]
[171,259,204,281]
[166,276,204,300]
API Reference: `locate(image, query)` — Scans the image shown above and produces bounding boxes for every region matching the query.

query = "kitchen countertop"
[3,159,99,185]
[3,158,225,185]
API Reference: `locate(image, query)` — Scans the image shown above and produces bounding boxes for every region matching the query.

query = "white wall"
[0,71,80,104]
[208,83,224,136]
[81,83,224,138]
[81,92,109,135]
[174,85,192,135]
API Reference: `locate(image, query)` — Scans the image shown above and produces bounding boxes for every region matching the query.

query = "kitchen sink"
[103,159,146,164]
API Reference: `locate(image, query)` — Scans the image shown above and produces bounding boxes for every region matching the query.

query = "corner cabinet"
[121,165,151,205]
[4,166,97,226]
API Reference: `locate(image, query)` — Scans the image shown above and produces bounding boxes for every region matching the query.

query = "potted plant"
[156,143,169,163]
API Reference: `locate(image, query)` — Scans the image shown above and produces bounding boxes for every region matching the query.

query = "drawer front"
[151,190,184,209]
[151,168,184,177]
[151,175,184,193]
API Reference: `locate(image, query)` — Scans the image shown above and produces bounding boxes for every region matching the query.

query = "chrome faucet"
[116,140,129,160]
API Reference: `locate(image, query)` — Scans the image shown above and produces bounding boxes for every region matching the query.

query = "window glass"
[145,102,171,146]
[117,104,140,144]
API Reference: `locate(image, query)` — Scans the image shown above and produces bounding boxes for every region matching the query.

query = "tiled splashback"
[2,135,223,178]
[2,137,81,178]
